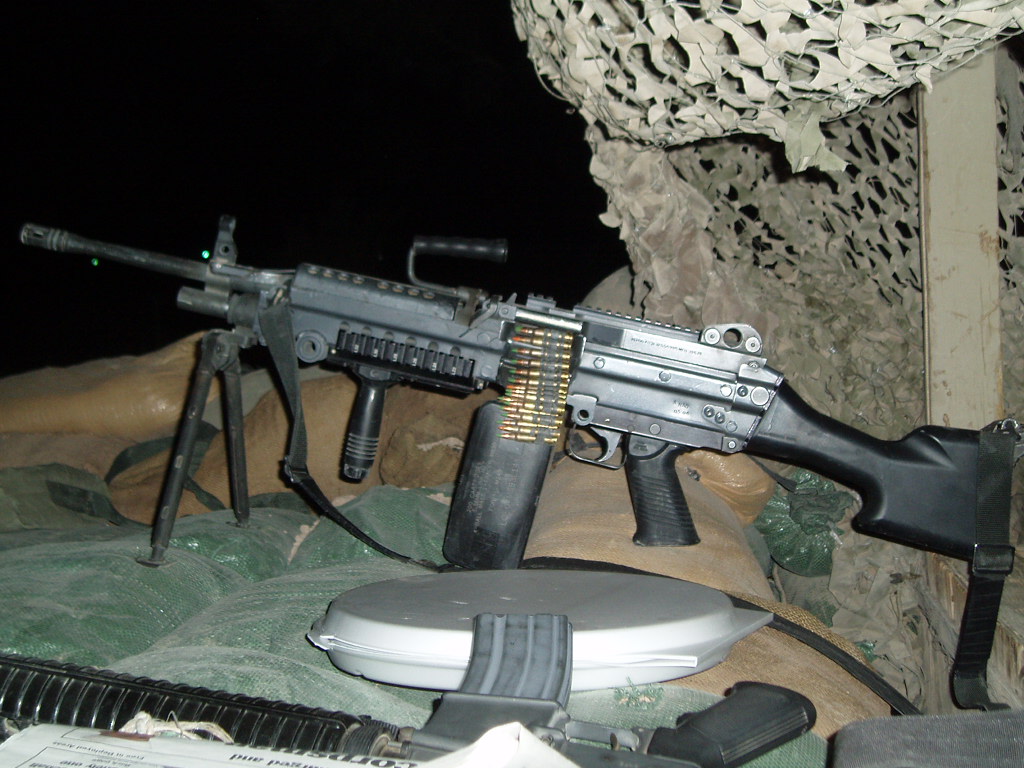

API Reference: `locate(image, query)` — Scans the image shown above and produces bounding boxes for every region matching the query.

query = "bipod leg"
[138,331,240,567]
[221,345,250,528]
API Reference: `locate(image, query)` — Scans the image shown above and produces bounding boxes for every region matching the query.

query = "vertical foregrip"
[342,376,390,481]
[443,401,553,570]
[626,437,699,546]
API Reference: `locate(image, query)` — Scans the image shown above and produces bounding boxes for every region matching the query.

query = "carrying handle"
[406,236,509,294]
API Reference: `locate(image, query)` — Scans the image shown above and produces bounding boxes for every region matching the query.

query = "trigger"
[594,428,622,463]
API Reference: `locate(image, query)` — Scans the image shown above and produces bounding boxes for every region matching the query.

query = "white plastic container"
[308,569,771,691]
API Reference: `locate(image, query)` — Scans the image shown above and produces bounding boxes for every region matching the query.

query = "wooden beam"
[915,50,1021,714]
[919,52,1003,429]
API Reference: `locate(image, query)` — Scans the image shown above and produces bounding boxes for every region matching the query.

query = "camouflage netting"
[584,92,925,437]
[997,44,1024,550]
[512,1,1024,433]
[513,0,1024,170]
[571,42,1024,439]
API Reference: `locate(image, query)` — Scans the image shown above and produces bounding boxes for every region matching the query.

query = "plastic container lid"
[308,569,771,691]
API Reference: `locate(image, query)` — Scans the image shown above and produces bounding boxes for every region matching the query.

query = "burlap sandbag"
[679,451,778,527]
[109,376,489,523]
[0,432,134,477]
[526,455,774,599]
[524,457,889,736]
[377,387,497,488]
[582,265,636,314]
[0,333,210,441]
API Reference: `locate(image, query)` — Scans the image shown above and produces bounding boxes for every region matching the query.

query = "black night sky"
[6,2,626,378]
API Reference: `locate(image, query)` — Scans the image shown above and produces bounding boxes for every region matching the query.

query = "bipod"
[138,329,253,567]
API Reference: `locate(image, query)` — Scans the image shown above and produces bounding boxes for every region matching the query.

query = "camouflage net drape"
[583,43,1023,439]
[514,0,1024,169]
[998,45,1024,425]
[586,90,925,438]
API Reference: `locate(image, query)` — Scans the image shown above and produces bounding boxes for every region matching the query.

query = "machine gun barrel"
[20,224,212,283]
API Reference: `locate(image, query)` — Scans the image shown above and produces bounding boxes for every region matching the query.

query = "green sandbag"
[0,464,137,533]
[0,508,314,666]
[0,537,247,667]
[288,484,452,570]
[0,482,827,767]
[755,469,852,577]
[107,562,826,768]
[109,562,440,726]
[164,507,318,582]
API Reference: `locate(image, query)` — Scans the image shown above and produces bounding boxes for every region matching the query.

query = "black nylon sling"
[951,428,1016,710]
[259,297,437,570]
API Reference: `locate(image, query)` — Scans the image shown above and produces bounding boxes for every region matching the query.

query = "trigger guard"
[566,426,625,469]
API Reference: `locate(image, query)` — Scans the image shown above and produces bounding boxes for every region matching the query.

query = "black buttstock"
[747,383,983,560]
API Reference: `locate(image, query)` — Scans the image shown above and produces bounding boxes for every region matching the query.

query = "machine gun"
[19,217,1020,708]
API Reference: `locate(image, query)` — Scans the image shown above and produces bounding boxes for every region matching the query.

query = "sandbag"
[0,331,486,524]
[524,456,890,736]
[109,375,489,523]
[0,432,134,477]
[0,492,827,766]
[526,455,775,599]
[377,387,497,487]
[680,451,778,527]
[756,469,851,577]
[580,265,636,314]
[0,333,210,441]
[0,463,132,533]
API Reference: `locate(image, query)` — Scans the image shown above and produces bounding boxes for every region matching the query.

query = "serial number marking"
[671,401,691,417]
[621,329,704,360]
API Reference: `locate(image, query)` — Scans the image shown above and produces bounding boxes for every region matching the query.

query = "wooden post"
[916,50,1022,713]
[919,53,1003,429]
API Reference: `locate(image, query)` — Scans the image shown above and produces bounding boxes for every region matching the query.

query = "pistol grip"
[646,682,816,768]
[444,401,553,569]
[625,436,699,546]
